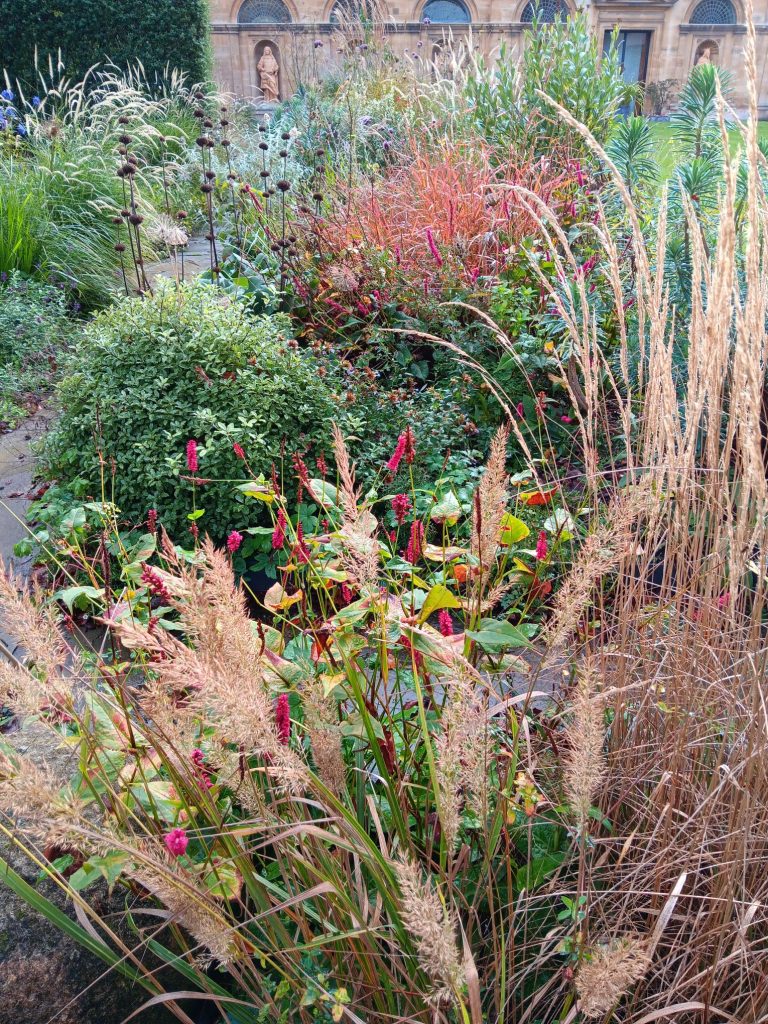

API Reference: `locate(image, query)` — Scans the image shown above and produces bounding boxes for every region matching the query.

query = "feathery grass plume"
[129,852,236,967]
[470,422,510,594]
[394,856,465,1006]
[0,660,59,719]
[159,541,307,792]
[564,662,606,830]
[543,484,652,654]
[0,557,73,686]
[115,540,308,791]
[302,679,346,796]
[331,423,379,594]
[576,935,651,1017]
[308,724,346,797]
[0,752,85,849]
[436,662,490,850]
[180,539,260,671]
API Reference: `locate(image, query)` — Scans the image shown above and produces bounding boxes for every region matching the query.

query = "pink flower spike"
[403,425,416,465]
[406,520,425,564]
[535,530,548,561]
[233,442,246,460]
[227,530,243,554]
[275,693,290,745]
[386,432,408,474]
[516,402,525,419]
[272,509,287,550]
[186,439,199,472]
[164,828,189,858]
[391,492,412,525]
[561,414,573,424]
[426,228,443,267]
[438,609,454,637]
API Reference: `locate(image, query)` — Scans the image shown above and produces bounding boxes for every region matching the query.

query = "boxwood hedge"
[0,0,211,92]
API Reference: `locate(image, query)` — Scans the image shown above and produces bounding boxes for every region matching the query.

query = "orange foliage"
[309,136,576,290]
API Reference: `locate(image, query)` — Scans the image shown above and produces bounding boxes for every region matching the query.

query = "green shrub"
[0,0,211,93]
[465,14,636,156]
[41,283,339,540]
[0,272,72,430]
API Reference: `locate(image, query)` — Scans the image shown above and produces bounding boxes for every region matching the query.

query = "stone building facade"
[209,0,768,115]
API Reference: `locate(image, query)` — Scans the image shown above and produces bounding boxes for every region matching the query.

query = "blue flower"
[31,95,41,108]
[15,122,27,138]
[0,88,14,102]
[0,116,6,131]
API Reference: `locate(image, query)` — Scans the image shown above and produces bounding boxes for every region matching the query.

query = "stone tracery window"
[689,0,737,24]
[238,0,292,23]
[422,0,471,23]
[521,0,569,23]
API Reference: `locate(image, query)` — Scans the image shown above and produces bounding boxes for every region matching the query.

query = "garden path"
[0,407,52,663]
[145,233,211,287]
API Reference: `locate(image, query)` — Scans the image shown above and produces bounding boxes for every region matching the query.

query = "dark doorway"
[605,30,652,114]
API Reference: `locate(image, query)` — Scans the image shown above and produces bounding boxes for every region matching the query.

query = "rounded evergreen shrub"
[41,283,338,540]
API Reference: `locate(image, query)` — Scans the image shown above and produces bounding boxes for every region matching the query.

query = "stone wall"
[209,0,768,116]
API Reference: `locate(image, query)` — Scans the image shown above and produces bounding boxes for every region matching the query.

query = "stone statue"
[258,46,280,103]
[696,46,713,66]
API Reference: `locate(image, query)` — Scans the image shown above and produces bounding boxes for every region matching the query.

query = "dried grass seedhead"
[331,423,379,594]
[394,856,465,1006]
[0,753,85,850]
[0,561,73,688]
[576,935,651,1018]
[564,661,606,829]
[471,422,509,591]
[436,662,491,850]
[129,848,237,966]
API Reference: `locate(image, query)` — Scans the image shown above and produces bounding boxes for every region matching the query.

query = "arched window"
[422,0,471,24]
[689,0,737,24]
[521,0,569,22]
[238,0,292,23]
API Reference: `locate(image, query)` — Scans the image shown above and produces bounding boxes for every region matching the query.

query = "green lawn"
[649,120,768,178]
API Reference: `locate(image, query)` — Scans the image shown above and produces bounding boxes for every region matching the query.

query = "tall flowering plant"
[0,423,592,1023]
